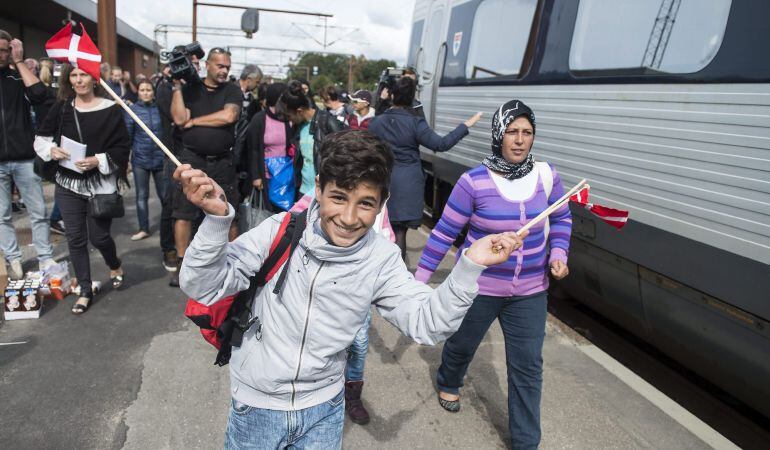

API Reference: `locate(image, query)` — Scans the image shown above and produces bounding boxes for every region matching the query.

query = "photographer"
[375,67,425,119]
[170,47,241,276]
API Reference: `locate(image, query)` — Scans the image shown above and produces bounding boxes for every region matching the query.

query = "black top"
[182,81,241,155]
[31,85,57,131]
[37,99,130,192]
[0,71,47,161]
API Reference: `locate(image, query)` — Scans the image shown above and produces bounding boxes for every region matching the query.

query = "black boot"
[345,380,370,425]
[169,256,182,287]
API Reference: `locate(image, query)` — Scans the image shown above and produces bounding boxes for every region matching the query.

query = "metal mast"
[641,0,682,69]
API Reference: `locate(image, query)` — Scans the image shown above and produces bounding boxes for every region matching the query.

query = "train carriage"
[408,0,770,417]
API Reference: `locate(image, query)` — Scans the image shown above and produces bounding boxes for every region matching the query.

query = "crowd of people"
[2,31,572,449]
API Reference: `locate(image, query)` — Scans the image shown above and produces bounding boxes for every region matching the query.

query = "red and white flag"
[45,23,101,80]
[568,185,629,230]
[585,203,629,229]
[570,185,590,206]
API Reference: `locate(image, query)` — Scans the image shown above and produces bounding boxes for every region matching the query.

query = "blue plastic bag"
[265,156,295,211]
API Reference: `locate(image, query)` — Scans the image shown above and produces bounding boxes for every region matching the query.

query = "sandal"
[72,295,92,315]
[438,392,461,412]
[110,268,124,289]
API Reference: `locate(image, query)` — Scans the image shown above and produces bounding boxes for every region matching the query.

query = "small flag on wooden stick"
[569,184,629,229]
[45,22,101,80]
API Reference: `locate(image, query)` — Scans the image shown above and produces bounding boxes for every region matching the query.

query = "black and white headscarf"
[482,99,537,180]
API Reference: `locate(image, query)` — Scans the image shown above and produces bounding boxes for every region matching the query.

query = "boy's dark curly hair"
[318,130,393,204]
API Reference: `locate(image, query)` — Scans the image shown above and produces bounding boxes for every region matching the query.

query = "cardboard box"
[4,279,44,320]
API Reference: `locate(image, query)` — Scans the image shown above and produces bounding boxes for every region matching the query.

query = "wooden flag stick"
[99,79,182,167]
[491,179,587,254]
[517,179,587,236]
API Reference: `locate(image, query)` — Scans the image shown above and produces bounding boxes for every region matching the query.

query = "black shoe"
[163,249,178,272]
[169,257,182,287]
[50,220,66,235]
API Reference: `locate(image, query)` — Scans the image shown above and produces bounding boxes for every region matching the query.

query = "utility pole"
[97,0,118,65]
[192,1,332,42]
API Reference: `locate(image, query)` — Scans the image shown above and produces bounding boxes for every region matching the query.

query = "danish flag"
[569,185,629,230]
[45,23,102,80]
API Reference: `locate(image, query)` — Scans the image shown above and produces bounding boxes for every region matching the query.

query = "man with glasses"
[169,47,241,280]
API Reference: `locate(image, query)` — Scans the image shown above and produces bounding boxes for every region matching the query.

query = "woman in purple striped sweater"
[415,100,571,449]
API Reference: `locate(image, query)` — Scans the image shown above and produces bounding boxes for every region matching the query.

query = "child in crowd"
[177,130,525,448]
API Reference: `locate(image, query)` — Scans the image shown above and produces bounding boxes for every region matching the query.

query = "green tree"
[287,52,396,94]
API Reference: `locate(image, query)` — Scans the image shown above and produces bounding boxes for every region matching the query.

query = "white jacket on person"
[180,199,485,411]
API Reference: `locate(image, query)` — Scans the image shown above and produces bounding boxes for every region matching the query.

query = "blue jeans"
[132,165,168,233]
[50,200,62,222]
[437,292,548,450]
[345,309,371,381]
[0,159,53,262]
[225,390,345,449]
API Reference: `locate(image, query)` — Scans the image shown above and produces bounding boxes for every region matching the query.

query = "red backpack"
[184,211,307,366]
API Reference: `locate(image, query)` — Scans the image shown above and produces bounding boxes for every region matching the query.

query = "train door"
[416,0,448,126]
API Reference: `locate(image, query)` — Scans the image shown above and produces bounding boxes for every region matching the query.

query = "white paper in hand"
[60,136,87,173]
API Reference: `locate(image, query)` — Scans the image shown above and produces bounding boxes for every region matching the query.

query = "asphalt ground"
[0,183,741,449]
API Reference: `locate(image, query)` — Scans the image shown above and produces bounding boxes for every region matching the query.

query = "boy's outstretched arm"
[373,232,525,345]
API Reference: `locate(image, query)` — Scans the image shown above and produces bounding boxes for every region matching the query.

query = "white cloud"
[117,0,416,76]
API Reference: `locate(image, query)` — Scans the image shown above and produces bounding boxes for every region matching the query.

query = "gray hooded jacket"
[180,200,485,411]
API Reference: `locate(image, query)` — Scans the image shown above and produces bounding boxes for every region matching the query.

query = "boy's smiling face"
[315,179,383,247]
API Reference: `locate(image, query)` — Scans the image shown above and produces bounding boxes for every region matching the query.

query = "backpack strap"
[536,161,553,199]
[272,209,308,295]
[214,212,304,366]
[535,161,554,240]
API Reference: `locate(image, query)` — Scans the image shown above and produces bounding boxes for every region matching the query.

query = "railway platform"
[120,226,740,450]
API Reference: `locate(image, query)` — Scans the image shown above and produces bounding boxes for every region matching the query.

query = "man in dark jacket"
[0,32,55,279]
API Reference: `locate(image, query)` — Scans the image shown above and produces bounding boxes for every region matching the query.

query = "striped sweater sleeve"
[415,173,475,283]
[547,165,572,264]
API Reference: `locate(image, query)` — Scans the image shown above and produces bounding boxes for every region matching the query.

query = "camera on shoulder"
[161,42,205,85]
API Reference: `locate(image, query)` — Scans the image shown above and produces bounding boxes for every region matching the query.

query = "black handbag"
[88,192,125,219]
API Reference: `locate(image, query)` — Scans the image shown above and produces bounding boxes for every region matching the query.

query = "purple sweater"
[415,164,572,297]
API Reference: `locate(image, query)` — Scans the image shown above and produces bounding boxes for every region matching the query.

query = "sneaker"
[50,220,66,235]
[39,258,58,271]
[131,230,150,241]
[162,249,178,272]
[9,259,24,280]
[169,257,182,287]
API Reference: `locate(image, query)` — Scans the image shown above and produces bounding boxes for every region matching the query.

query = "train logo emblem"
[453,32,463,57]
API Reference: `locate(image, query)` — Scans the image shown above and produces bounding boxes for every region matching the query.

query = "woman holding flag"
[34,58,130,313]
[415,100,571,449]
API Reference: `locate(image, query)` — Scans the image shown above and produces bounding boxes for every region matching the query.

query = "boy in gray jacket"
[177,130,525,449]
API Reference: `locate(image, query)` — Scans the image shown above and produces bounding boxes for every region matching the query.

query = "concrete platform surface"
[1,185,736,449]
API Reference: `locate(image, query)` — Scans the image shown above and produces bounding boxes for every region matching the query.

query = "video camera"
[161,42,205,84]
[375,67,415,113]
[376,67,406,98]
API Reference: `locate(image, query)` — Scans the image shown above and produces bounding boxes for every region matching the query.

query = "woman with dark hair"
[245,82,294,211]
[125,80,169,244]
[280,80,347,196]
[416,100,572,449]
[368,77,482,260]
[33,63,130,314]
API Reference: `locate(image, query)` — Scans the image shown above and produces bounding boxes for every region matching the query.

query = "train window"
[465,0,538,79]
[570,0,731,74]
[407,20,425,68]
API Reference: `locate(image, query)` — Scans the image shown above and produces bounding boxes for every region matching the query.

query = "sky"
[116,0,417,76]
